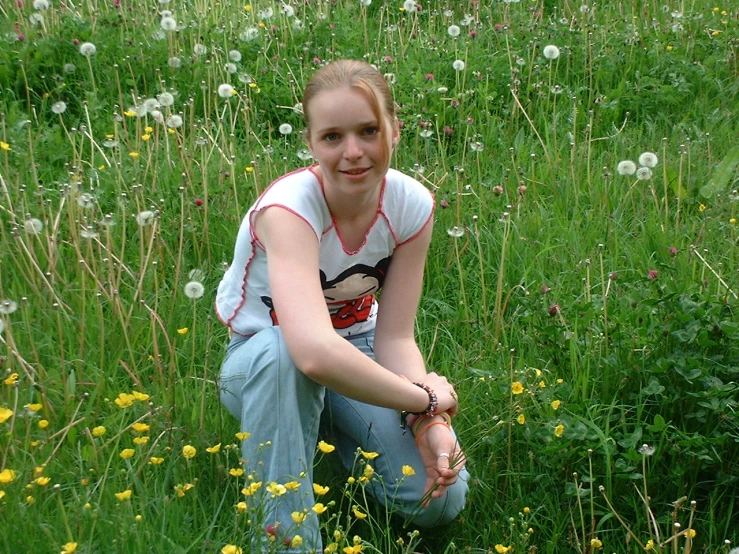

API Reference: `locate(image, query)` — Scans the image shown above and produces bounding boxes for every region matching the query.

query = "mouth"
[340,167,371,179]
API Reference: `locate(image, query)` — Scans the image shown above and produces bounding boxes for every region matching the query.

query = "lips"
[341,167,370,175]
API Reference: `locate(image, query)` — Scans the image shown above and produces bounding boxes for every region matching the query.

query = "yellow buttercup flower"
[402,465,415,476]
[0,407,13,424]
[123,110,137,117]
[511,382,524,394]
[312,502,328,515]
[229,468,245,477]
[517,414,526,425]
[38,419,50,429]
[182,445,196,459]
[114,393,135,408]
[291,536,303,548]
[141,134,151,141]
[131,423,150,433]
[292,510,306,524]
[317,440,335,453]
[61,542,78,554]
[120,449,135,459]
[133,436,149,445]
[26,403,43,412]
[235,431,251,440]
[495,546,512,554]
[222,546,242,554]
[132,390,149,401]
[177,327,188,335]
[242,481,262,496]
[313,483,329,496]
[352,506,367,519]
[149,457,165,465]
[35,476,51,486]
[115,489,133,501]
[0,469,17,484]
[4,373,19,385]
[590,538,602,548]
[0,141,11,151]
[266,482,286,497]
[206,443,221,453]
[236,501,247,513]
[686,529,696,539]
[129,152,140,159]
[554,424,565,437]
[360,449,379,459]
[645,539,655,551]
[551,400,561,410]
[284,480,300,491]
[92,425,106,437]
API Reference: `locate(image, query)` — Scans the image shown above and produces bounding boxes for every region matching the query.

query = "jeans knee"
[406,470,469,527]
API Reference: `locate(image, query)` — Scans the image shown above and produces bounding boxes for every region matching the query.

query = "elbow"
[288,339,336,382]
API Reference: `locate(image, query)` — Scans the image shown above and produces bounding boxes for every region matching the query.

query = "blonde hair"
[303,60,396,165]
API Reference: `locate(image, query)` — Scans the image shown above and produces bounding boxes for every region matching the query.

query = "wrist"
[405,382,439,416]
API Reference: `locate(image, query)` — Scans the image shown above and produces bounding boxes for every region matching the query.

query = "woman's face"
[305,86,398,201]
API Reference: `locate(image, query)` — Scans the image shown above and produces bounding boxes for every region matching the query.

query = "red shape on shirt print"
[329,295,374,329]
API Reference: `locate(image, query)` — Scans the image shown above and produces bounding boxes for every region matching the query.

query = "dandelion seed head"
[360,0,372,5]
[77,192,95,209]
[281,3,295,17]
[448,24,461,37]
[184,281,205,299]
[63,63,76,73]
[51,101,67,115]
[638,151,659,168]
[135,210,156,226]
[403,0,417,13]
[228,50,242,62]
[296,149,313,161]
[543,44,561,60]
[33,0,50,9]
[616,160,637,175]
[279,123,293,135]
[638,444,656,456]
[79,42,97,56]
[166,114,183,128]
[29,13,44,25]
[452,59,465,71]
[218,84,235,98]
[240,27,260,41]
[258,7,274,19]
[0,299,19,315]
[636,166,652,180]
[193,43,207,56]
[160,16,177,31]
[80,226,99,239]
[447,226,464,238]
[25,217,44,234]
[224,62,238,74]
[167,56,182,68]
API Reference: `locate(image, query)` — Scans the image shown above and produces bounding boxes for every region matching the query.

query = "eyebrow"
[314,120,379,134]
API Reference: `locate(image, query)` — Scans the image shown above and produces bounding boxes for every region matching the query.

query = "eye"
[362,127,379,136]
[324,132,340,142]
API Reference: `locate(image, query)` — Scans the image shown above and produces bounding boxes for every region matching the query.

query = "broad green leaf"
[699,145,739,199]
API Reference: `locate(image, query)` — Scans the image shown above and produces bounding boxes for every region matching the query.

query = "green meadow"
[0,0,737,552]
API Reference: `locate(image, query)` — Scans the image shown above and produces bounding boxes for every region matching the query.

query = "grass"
[0,0,738,553]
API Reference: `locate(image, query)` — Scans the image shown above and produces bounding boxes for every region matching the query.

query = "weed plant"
[0,0,737,553]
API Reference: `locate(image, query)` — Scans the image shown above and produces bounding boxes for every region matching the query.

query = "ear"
[304,129,315,156]
[390,117,400,148]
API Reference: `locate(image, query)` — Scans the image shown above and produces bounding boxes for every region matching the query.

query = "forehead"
[307,86,382,131]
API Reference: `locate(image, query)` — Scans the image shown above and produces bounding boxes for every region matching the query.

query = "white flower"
[150,110,164,124]
[296,149,313,161]
[447,24,461,37]
[143,98,160,113]
[279,123,293,135]
[543,44,560,60]
[258,7,274,19]
[638,444,656,457]
[159,0,171,3]
[79,42,97,56]
[452,59,465,71]
[193,43,207,56]
[616,160,637,175]
[217,84,235,98]
[636,167,652,181]
[447,226,465,238]
[360,0,372,5]
[225,62,237,74]
[240,27,260,41]
[80,226,99,240]
[157,92,174,106]
[638,151,659,168]
[103,138,119,148]
[135,210,156,226]
[166,114,183,128]
[0,299,19,315]
[238,73,254,84]
[33,0,49,10]
[160,16,177,31]
[437,86,448,93]
[229,50,242,62]
[168,56,182,68]
[461,14,474,26]
[469,141,484,152]
[384,73,396,85]
[420,129,433,138]
[29,13,44,25]
[64,63,76,73]
[25,218,44,234]
[184,281,205,299]
[292,18,304,31]
[403,0,417,13]
[51,101,67,115]
[280,3,294,17]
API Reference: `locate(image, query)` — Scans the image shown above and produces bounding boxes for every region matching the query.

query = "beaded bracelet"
[399,382,439,431]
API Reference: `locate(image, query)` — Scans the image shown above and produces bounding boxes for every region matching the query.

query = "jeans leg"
[321,333,469,527]
[219,327,325,552]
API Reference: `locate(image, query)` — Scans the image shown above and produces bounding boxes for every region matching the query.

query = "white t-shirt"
[215,166,434,338]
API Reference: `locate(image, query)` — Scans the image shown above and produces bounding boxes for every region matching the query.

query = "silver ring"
[437,453,450,458]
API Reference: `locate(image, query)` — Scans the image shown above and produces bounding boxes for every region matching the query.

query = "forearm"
[373,334,428,382]
[296,333,430,413]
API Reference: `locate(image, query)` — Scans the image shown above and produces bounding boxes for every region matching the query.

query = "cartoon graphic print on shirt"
[260,256,391,330]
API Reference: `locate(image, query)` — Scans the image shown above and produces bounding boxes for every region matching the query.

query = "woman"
[216,59,468,552]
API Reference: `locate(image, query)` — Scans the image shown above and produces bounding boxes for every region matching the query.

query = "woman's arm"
[254,206,456,414]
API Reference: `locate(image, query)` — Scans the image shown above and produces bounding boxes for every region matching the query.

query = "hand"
[419,372,459,416]
[414,416,466,506]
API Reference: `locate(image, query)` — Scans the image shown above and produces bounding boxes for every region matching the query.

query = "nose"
[343,134,363,160]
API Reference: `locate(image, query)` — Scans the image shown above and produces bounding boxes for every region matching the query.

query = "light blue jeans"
[219,327,469,553]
